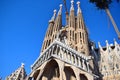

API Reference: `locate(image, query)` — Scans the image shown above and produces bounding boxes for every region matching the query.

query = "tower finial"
[98,42,102,48]
[58,4,62,15]
[105,40,111,51]
[21,63,24,67]
[70,0,74,10]
[114,38,118,46]
[50,9,57,21]
[77,1,81,13]
[105,40,109,46]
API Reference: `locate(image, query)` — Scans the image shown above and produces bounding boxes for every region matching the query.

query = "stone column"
[70,52,72,63]
[57,60,64,80]
[43,54,45,62]
[74,54,77,65]
[82,59,86,70]
[49,48,51,57]
[62,48,66,60]
[57,45,60,57]
[47,51,50,58]
[36,69,44,80]
[51,45,55,55]
[87,61,90,72]
[41,57,43,63]
[59,46,62,58]
[78,57,81,68]
[46,51,48,59]
[66,50,69,62]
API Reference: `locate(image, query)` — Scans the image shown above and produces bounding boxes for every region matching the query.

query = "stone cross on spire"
[70,0,74,11]
[58,4,62,15]
[50,9,57,21]
[77,1,81,13]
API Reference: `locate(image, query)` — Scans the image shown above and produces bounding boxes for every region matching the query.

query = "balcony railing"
[31,40,93,74]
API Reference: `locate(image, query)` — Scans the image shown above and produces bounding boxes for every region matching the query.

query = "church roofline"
[31,39,93,69]
[31,39,99,78]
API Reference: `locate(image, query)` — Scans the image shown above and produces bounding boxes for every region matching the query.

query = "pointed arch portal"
[64,67,76,80]
[40,59,60,80]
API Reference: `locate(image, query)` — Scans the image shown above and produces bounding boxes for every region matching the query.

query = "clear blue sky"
[0,0,120,79]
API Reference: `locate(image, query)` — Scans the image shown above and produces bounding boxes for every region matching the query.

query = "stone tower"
[6,63,27,80]
[28,0,98,80]
[41,4,62,53]
[67,1,89,56]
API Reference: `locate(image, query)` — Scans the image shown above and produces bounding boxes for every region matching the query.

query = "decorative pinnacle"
[105,40,110,50]
[70,0,74,10]
[58,4,62,15]
[54,9,57,13]
[98,42,102,48]
[51,9,57,21]
[21,63,24,67]
[77,1,81,13]
[114,38,118,45]
[105,40,109,46]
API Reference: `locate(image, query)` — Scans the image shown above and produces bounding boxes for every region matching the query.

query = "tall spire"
[77,1,81,14]
[58,4,62,15]
[70,0,74,11]
[69,0,75,27]
[41,9,57,52]
[52,4,62,42]
[50,9,57,22]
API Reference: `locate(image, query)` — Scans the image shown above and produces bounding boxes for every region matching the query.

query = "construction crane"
[62,0,68,13]
[62,0,69,25]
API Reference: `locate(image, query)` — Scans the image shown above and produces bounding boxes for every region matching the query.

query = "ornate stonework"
[28,0,98,80]
[98,40,120,80]
[6,63,27,80]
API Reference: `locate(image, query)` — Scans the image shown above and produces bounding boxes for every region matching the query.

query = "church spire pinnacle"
[50,9,57,22]
[114,38,118,46]
[77,1,81,14]
[21,63,25,68]
[58,4,62,15]
[70,0,74,11]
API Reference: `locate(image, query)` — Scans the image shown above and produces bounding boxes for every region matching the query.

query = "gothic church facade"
[6,0,120,80]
